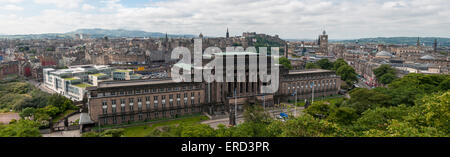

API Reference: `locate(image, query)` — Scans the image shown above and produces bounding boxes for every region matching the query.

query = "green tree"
[304,102,335,119]
[373,64,397,85]
[279,57,292,70]
[345,88,391,114]
[0,120,41,137]
[379,73,397,85]
[332,58,347,70]
[438,78,450,91]
[407,92,450,134]
[231,122,270,137]
[328,107,358,125]
[19,107,36,119]
[363,119,446,137]
[243,103,272,124]
[214,124,234,137]
[40,105,61,118]
[354,105,411,131]
[336,65,357,86]
[279,114,341,137]
[316,59,333,70]
[305,62,320,69]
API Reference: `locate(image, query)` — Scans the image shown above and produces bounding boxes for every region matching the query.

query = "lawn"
[122,115,209,137]
[91,73,106,77]
[73,83,93,88]
[63,77,78,81]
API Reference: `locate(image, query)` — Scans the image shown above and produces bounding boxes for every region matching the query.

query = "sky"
[0,0,449,39]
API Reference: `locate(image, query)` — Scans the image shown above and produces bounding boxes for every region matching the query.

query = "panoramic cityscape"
[0,0,449,143]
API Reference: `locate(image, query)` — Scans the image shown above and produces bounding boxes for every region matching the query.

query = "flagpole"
[312,82,315,104]
[234,89,237,126]
[294,89,297,117]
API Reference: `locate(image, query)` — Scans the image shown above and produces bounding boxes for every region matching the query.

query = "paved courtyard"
[0,113,20,124]
[42,130,81,137]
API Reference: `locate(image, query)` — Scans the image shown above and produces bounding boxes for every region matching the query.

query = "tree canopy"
[373,64,398,85]
[279,57,292,70]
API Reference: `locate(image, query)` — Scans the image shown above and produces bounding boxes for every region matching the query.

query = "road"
[201,106,305,129]
[356,77,371,89]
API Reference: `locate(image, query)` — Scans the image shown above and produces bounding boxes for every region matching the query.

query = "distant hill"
[67,28,196,38]
[336,37,450,47]
[0,28,196,39]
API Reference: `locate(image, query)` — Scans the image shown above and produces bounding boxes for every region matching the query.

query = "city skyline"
[0,0,449,39]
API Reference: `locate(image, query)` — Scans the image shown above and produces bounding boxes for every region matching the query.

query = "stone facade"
[87,80,205,125]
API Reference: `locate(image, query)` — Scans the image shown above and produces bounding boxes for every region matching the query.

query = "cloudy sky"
[0,0,449,39]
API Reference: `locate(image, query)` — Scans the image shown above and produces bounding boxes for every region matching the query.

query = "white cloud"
[33,0,83,9]
[1,4,23,11]
[0,0,23,3]
[82,4,95,11]
[0,0,449,39]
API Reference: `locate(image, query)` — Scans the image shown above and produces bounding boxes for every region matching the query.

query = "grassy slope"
[122,115,208,137]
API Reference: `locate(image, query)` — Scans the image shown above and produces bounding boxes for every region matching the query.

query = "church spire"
[433,39,438,52]
[417,37,420,48]
[226,28,229,38]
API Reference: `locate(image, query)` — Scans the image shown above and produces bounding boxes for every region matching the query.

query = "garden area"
[83,115,209,137]
[0,80,78,137]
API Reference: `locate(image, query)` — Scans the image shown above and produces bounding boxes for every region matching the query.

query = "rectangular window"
[198,92,201,104]
[154,96,159,109]
[129,98,134,103]
[121,106,126,113]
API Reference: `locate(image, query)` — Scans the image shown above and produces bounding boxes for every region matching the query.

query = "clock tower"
[318,30,328,56]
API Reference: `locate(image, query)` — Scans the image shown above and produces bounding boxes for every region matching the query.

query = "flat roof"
[214,52,259,56]
[73,83,93,88]
[97,79,177,88]
[114,69,132,73]
[288,69,334,75]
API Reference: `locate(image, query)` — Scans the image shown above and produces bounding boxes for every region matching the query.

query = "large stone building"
[87,80,205,125]
[278,69,341,102]
[43,65,144,101]
[83,51,341,126]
